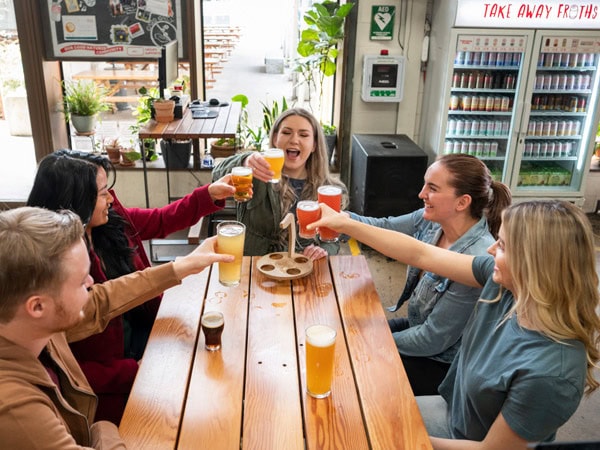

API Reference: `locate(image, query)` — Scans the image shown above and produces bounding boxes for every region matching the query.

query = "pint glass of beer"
[231,166,253,202]
[201,311,224,351]
[296,200,321,239]
[305,324,337,398]
[317,185,342,242]
[263,148,285,183]
[216,221,246,286]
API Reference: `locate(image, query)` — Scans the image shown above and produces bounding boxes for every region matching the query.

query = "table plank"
[330,256,433,450]
[243,258,304,450]
[177,258,251,450]
[119,270,211,449]
[293,258,370,450]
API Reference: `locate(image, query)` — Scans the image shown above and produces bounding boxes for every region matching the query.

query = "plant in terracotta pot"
[119,147,141,167]
[61,79,111,134]
[103,137,122,165]
[210,137,240,158]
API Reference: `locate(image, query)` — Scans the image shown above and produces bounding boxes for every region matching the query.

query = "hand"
[244,151,274,183]
[307,204,349,233]
[172,236,234,280]
[208,174,236,201]
[302,244,327,260]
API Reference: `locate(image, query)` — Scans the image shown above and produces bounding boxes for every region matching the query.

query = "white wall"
[350,0,428,141]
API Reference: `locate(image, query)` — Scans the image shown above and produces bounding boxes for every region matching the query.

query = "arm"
[430,413,528,450]
[67,237,233,342]
[310,205,480,288]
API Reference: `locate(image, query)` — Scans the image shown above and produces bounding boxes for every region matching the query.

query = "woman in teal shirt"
[310,200,600,448]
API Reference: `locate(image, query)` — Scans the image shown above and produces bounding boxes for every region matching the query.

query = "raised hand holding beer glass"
[231,166,253,202]
[216,221,246,286]
[263,148,285,183]
[317,185,342,242]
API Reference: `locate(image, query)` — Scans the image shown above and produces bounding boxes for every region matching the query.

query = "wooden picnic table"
[119,255,433,450]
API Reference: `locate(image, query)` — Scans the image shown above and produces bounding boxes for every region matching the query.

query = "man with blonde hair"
[0,207,232,448]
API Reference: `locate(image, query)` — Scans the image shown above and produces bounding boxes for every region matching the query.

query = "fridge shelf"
[522,156,578,161]
[529,111,586,117]
[525,135,581,140]
[532,89,592,95]
[451,88,516,94]
[446,134,508,139]
[535,65,597,72]
[448,110,512,116]
[455,64,520,71]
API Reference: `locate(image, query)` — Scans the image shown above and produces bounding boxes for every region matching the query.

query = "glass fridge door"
[443,32,533,183]
[512,32,600,196]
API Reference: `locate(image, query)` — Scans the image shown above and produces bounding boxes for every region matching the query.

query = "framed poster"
[40,0,187,60]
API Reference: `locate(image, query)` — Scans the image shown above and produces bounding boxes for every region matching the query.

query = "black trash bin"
[160,139,191,169]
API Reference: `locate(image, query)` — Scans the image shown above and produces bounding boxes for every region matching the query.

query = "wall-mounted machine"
[361,50,405,102]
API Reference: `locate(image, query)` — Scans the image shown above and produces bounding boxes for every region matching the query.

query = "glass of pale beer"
[231,166,253,202]
[317,185,342,242]
[296,200,321,239]
[263,148,285,183]
[216,221,246,286]
[201,311,224,351]
[305,324,337,398]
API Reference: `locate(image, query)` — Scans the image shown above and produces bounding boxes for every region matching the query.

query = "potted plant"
[295,1,354,115]
[153,98,175,123]
[103,137,122,164]
[210,137,240,158]
[129,86,159,162]
[119,147,141,167]
[61,79,111,134]
[230,94,288,151]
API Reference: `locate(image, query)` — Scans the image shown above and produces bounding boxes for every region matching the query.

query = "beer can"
[561,53,570,67]
[542,121,551,136]
[484,72,493,89]
[493,96,502,111]
[551,74,560,90]
[501,120,510,135]
[558,120,567,136]
[513,52,522,65]
[577,97,587,112]
[468,141,476,155]
[471,120,480,136]
[494,120,503,136]
[460,72,468,88]
[535,75,544,89]
[473,52,481,65]
[539,95,548,110]
[528,120,536,136]
[558,74,567,90]
[565,141,573,156]
[453,141,462,153]
[544,53,554,67]
[566,74,576,90]
[524,142,533,157]
[467,72,475,89]
[496,52,505,66]
[450,95,460,110]
[566,120,574,135]
[452,72,460,88]
[583,53,593,67]
[540,142,549,157]
[576,74,584,89]
[456,119,465,135]
[462,95,472,111]
[455,51,465,65]
[480,52,489,66]
[553,53,562,67]
[483,142,491,156]
[470,96,479,111]
[475,72,484,89]
[464,51,472,65]
[573,120,581,136]
[444,140,453,154]
[543,74,552,90]
[488,52,497,66]
[476,141,484,156]
[549,120,558,136]
[504,52,513,66]
[582,75,591,90]
[501,96,510,112]
[532,95,541,110]
[490,142,498,156]
[557,142,565,157]
[547,142,556,158]
[486,120,495,136]
[537,53,545,67]
[447,118,457,135]
[463,119,472,135]
[532,142,541,157]
[535,120,544,136]
[461,141,469,154]
[485,96,494,112]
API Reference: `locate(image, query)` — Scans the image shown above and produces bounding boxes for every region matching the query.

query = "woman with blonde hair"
[310,200,600,448]
[213,107,347,258]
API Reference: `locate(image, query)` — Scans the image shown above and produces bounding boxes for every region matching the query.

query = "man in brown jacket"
[0,207,233,449]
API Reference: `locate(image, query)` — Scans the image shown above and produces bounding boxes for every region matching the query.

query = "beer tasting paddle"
[257,213,313,280]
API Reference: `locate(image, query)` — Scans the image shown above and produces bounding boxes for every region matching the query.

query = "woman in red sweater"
[27,149,235,424]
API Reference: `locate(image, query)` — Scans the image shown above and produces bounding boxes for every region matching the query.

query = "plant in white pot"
[61,79,111,134]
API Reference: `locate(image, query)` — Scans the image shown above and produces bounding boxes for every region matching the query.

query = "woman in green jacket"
[213,107,347,258]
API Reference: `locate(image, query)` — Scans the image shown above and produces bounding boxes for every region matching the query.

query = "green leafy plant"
[231,94,289,150]
[61,79,111,121]
[321,122,336,135]
[295,1,354,114]
[127,86,159,161]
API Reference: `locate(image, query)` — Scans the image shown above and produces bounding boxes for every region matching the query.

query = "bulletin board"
[40,0,187,60]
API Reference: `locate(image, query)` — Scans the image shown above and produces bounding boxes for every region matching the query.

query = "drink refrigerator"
[420,0,600,205]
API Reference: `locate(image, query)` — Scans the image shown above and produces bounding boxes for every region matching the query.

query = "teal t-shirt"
[439,255,586,442]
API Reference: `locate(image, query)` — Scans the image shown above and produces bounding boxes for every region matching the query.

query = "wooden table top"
[138,101,241,140]
[119,255,432,450]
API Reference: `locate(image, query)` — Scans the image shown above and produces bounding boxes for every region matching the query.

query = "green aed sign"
[370,5,395,41]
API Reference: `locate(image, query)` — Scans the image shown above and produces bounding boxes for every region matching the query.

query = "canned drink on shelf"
[444,141,453,154]
[577,97,587,112]
[483,142,491,156]
[544,53,554,67]
[460,72,468,88]
[532,95,541,110]
[455,51,465,65]
[494,120,503,136]
[565,141,573,156]
[496,52,505,66]
[480,52,489,66]
[569,53,578,67]
[543,74,552,89]
[488,52,497,66]
[540,142,549,157]
[551,74,560,90]
[553,53,562,67]
[539,95,548,110]
[582,74,591,90]
[476,141,484,156]
[535,75,544,89]
[490,142,498,156]
[542,121,551,136]
[464,51,472,65]
[501,96,510,112]
[475,72,483,89]
[468,141,476,155]
[583,53,593,66]
[504,52,513,66]
[471,120,480,136]
[485,96,494,112]
[462,95,472,111]
[456,119,465,135]
[486,120,495,136]
[467,72,475,89]
[493,96,502,111]
[528,120,536,136]
[576,74,584,89]
[573,120,581,136]
[558,74,567,90]
[461,141,469,154]
[566,74,576,90]
[513,52,522,65]
[450,95,460,110]
[473,52,481,65]
[532,142,541,157]
[524,142,533,156]
[463,119,472,135]
[547,142,556,157]
[535,120,544,136]
[549,120,558,136]
[560,52,570,67]
[484,72,493,89]
[447,118,457,135]
[557,142,565,157]
[452,72,460,87]
[558,120,567,136]
[453,141,462,153]
[470,96,479,111]
[565,120,574,135]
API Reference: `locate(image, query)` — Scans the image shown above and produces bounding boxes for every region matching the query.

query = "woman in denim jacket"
[349,154,511,395]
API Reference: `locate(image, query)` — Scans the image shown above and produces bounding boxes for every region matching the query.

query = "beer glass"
[317,185,342,242]
[216,221,246,287]
[296,200,320,239]
[201,311,224,351]
[263,148,285,183]
[231,166,253,202]
[305,324,337,398]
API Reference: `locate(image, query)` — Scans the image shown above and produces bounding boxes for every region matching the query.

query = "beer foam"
[218,224,245,237]
[232,166,252,176]
[317,185,342,196]
[201,311,224,327]
[306,325,336,347]
[297,200,319,211]
[264,148,284,157]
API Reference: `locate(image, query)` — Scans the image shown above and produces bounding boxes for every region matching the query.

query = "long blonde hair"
[502,200,600,393]
[268,107,348,216]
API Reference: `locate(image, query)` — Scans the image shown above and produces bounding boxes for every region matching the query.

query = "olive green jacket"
[213,152,339,256]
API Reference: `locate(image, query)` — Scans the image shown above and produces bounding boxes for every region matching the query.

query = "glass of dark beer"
[201,311,225,351]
